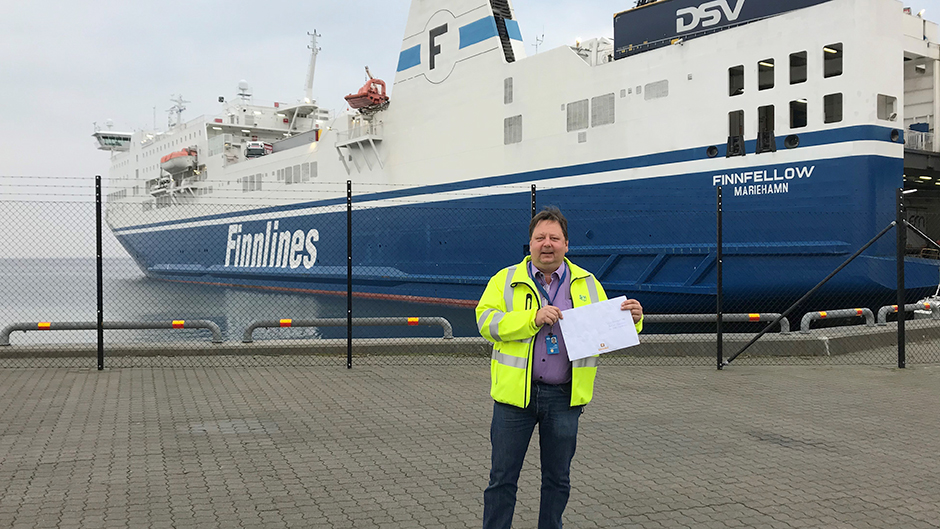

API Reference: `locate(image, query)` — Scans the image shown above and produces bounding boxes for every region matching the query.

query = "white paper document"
[557,296,640,361]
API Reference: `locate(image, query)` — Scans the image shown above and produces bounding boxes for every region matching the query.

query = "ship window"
[256,173,262,191]
[285,166,292,184]
[756,105,776,153]
[504,77,513,105]
[824,93,843,123]
[729,110,744,136]
[729,65,744,96]
[311,162,318,178]
[504,115,523,145]
[823,43,843,78]
[302,163,310,181]
[877,94,898,121]
[293,165,301,184]
[758,59,774,90]
[790,100,808,128]
[727,110,745,157]
[790,51,807,84]
[567,100,589,132]
[591,93,615,127]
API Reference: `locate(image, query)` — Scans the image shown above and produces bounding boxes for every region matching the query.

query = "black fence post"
[531,184,536,219]
[897,188,906,369]
[347,180,353,370]
[717,186,723,370]
[96,175,104,370]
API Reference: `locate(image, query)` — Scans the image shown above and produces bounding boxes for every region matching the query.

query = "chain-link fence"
[1,179,938,368]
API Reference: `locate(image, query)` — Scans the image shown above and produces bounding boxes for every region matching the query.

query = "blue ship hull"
[112,148,940,315]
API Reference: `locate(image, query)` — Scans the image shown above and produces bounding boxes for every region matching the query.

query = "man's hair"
[528,206,569,241]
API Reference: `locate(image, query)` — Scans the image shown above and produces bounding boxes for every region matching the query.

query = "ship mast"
[304,30,321,104]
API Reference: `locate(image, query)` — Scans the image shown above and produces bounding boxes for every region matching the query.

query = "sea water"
[0,258,478,346]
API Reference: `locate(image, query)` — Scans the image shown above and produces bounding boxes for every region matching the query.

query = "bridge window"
[729,65,744,96]
[790,100,808,128]
[790,51,807,84]
[824,93,843,123]
[758,59,774,90]
[823,43,843,78]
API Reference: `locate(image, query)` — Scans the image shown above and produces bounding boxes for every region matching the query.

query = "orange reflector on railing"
[37,322,51,329]
[926,303,932,310]
[407,317,419,326]
[856,309,863,316]
[892,305,899,310]
[172,320,185,328]
[280,319,292,327]
[819,311,827,318]
[748,314,760,321]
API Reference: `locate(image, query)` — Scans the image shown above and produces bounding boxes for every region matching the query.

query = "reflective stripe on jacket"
[475,256,643,408]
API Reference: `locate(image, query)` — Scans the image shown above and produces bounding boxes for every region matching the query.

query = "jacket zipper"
[514,265,591,408]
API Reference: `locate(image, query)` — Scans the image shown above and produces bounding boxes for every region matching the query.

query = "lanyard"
[529,263,566,307]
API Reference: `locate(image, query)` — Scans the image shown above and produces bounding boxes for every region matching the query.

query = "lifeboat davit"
[160,148,196,173]
[344,78,389,110]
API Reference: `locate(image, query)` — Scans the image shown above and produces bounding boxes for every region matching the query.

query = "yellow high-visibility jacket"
[476,257,643,408]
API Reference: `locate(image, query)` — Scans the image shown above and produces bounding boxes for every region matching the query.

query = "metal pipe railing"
[243,317,454,343]
[799,308,875,333]
[876,302,936,325]
[645,313,790,334]
[0,320,223,346]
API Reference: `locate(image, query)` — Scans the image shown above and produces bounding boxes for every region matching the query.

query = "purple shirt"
[530,261,573,385]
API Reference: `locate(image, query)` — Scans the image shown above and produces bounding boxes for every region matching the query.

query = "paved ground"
[0,362,938,528]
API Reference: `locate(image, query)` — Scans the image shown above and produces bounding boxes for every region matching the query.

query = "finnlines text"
[711,165,814,196]
[225,221,318,269]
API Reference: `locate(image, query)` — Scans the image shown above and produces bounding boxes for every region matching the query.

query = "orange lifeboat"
[160,148,196,174]
[344,78,389,110]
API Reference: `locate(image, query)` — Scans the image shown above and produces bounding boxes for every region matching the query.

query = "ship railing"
[905,129,936,152]
[336,122,384,144]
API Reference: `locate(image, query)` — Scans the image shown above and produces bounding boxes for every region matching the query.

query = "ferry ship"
[95,0,940,315]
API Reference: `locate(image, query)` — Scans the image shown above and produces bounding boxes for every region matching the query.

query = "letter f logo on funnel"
[424,10,459,84]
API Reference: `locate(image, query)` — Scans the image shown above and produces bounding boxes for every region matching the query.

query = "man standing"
[476,207,643,529]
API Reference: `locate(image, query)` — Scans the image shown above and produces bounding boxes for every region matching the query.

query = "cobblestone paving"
[0,363,938,528]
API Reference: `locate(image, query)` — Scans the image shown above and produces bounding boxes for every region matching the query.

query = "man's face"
[529,220,568,273]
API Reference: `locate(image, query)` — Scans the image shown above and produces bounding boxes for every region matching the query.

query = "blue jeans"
[482,383,582,529]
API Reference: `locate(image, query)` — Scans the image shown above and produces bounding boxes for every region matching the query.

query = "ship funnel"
[394,0,526,88]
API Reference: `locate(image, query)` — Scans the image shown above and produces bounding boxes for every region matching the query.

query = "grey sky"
[0,0,616,182]
[1,0,936,180]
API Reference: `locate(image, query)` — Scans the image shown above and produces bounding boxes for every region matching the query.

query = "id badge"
[546,334,559,355]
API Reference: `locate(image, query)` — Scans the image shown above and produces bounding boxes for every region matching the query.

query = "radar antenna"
[167,94,190,129]
[532,31,544,54]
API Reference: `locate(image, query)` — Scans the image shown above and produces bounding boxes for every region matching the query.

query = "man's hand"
[535,306,564,327]
[621,298,643,324]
